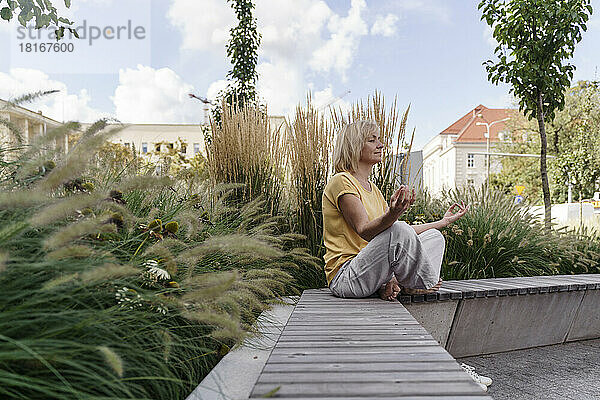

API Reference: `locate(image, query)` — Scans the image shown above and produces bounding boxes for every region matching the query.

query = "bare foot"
[401,278,443,295]
[378,276,401,301]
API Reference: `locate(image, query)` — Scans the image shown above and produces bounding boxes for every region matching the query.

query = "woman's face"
[359,131,384,165]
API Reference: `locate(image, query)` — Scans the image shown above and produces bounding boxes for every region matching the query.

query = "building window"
[193,143,200,154]
[167,143,174,150]
[155,144,161,152]
[124,142,131,148]
[467,153,474,168]
[181,144,187,154]
[142,142,148,153]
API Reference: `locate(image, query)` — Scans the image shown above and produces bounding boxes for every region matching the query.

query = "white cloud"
[167,0,371,114]
[206,79,228,103]
[0,68,108,122]
[309,0,369,79]
[313,85,351,113]
[166,0,235,57]
[111,64,203,124]
[397,0,450,24]
[256,0,332,64]
[256,60,304,116]
[483,25,498,49]
[371,13,399,37]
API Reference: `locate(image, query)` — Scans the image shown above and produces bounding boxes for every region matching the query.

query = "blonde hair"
[333,120,380,173]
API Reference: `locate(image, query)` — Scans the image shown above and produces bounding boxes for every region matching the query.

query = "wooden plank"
[487,276,562,290]
[271,345,446,359]
[270,346,448,355]
[286,317,421,324]
[275,340,440,347]
[251,381,488,397]
[281,327,427,334]
[255,397,492,400]
[439,281,484,298]
[266,352,456,363]
[477,276,562,292]
[285,322,425,328]
[457,279,518,295]
[262,361,467,373]
[550,274,599,289]
[257,397,492,400]
[282,325,426,331]
[256,370,474,383]
[279,334,430,342]
[250,289,492,399]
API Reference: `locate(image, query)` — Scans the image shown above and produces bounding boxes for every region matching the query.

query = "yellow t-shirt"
[322,171,388,285]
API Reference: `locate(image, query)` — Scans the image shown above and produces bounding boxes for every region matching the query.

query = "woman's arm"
[339,194,398,241]
[410,220,447,235]
[338,186,412,242]
[407,202,470,235]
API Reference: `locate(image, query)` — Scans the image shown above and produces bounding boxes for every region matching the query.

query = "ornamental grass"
[0,95,321,399]
[403,183,600,280]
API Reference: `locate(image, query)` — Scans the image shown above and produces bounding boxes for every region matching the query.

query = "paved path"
[458,338,600,400]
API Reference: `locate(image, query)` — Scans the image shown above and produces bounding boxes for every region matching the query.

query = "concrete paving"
[186,297,298,400]
[457,338,600,400]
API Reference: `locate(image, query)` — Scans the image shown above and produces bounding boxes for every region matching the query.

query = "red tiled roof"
[440,104,512,143]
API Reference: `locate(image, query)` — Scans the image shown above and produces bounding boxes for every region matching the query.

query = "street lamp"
[188,93,214,125]
[475,115,510,185]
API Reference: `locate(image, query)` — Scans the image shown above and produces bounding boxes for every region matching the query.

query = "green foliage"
[216,0,261,116]
[479,0,593,229]
[0,95,323,398]
[0,0,78,40]
[404,184,600,279]
[479,0,592,121]
[491,81,600,203]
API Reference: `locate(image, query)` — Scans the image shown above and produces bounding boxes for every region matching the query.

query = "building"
[391,151,424,189]
[96,123,208,158]
[0,98,64,152]
[422,104,511,196]
[90,115,288,159]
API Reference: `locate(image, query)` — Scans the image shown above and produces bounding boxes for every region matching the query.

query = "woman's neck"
[351,162,373,185]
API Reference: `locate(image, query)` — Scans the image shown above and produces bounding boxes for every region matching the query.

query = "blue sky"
[0,0,599,151]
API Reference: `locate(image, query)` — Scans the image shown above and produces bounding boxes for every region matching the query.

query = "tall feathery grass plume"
[207,100,286,215]
[36,120,125,193]
[286,93,334,258]
[0,90,60,146]
[330,90,414,199]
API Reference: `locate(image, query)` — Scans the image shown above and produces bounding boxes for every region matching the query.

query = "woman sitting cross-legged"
[322,120,469,301]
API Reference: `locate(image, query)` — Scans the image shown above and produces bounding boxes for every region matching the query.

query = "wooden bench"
[400,274,600,357]
[250,288,492,399]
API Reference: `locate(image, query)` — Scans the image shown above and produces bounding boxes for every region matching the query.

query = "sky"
[0,0,599,151]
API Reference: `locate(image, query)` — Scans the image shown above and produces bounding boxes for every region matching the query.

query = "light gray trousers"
[329,221,445,298]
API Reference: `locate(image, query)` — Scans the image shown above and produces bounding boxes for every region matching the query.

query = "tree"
[491,81,600,204]
[219,0,261,112]
[0,0,77,40]
[479,0,593,231]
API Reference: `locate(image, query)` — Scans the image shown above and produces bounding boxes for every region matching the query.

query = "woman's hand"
[388,185,415,218]
[441,201,469,227]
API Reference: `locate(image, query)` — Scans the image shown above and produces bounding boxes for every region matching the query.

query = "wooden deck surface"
[250,288,492,399]
[400,274,600,304]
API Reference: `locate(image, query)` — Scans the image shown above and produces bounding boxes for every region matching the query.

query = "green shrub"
[410,184,600,279]
[0,109,321,398]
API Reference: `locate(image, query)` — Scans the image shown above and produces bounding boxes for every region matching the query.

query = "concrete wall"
[405,289,599,358]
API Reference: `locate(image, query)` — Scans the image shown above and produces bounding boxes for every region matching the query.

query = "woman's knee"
[430,228,446,244]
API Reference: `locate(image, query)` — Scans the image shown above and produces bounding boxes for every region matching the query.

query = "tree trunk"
[536,91,552,231]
